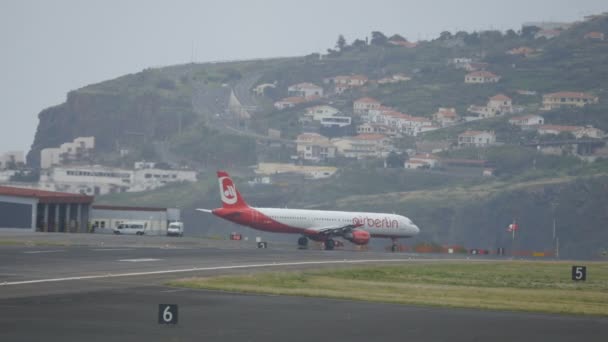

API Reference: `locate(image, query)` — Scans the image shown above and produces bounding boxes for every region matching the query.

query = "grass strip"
[168,261,608,316]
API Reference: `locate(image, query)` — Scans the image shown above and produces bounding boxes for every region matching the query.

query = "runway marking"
[23,250,65,254]
[118,258,161,262]
[160,289,188,293]
[91,248,134,251]
[0,258,473,286]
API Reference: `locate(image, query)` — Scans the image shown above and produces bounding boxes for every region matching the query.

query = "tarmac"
[1,232,607,341]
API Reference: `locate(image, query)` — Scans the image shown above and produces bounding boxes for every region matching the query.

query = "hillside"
[28,13,608,257]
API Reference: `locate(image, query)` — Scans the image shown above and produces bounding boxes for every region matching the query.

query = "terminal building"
[0,186,94,232]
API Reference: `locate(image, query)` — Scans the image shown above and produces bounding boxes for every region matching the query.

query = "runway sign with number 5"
[572,266,587,281]
[158,304,178,324]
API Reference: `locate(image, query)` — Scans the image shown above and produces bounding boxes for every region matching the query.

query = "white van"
[167,221,184,237]
[113,221,147,235]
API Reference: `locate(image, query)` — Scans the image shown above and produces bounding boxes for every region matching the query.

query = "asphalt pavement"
[0,233,606,341]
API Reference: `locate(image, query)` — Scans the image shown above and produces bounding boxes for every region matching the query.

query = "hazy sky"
[1,0,606,153]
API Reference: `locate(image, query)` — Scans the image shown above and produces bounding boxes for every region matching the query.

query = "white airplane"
[198,171,419,250]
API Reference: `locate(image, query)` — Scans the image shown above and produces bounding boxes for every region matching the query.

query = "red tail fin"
[217,171,249,209]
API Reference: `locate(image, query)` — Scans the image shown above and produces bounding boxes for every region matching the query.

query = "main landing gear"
[297,236,309,249]
[297,236,336,250]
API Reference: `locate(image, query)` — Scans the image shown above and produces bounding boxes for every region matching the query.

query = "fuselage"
[212,206,419,238]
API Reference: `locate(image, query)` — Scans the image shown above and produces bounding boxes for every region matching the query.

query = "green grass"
[168,261,608,316]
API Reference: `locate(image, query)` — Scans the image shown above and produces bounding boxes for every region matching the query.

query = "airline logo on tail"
[219,176,238,205]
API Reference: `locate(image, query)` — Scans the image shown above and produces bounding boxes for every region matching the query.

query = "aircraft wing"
[304,223,364,237]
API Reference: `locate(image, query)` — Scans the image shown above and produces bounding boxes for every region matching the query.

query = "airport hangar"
[0,186,180,234]
[0,186,93,232]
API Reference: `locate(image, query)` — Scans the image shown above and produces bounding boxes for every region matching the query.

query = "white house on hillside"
[353,97,381,115]
[41,137,95,169]
[458,131,496,147]
[288,82,323,98]
[295,133,336,162]
[509,115,544,127]
[465,71,500,84]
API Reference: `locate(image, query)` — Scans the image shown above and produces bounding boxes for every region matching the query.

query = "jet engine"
[344,229,371,245]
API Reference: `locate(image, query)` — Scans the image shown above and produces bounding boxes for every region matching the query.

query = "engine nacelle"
[345,229,371,245]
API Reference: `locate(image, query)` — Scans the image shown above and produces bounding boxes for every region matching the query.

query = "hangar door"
[0,200,33,229]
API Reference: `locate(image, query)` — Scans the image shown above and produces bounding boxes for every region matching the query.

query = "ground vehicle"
[113,221,147,235]
[167,221,184,237]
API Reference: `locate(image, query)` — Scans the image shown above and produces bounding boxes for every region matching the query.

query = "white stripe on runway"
[91,249,134,251]
[119,258,161,262]
[23,250,65,254]
[0,259,423,286]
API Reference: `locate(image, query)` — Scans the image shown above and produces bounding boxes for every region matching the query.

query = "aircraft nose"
[412,224,420,235]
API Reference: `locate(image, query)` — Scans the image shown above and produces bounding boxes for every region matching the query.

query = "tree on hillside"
[352,39,367,48]
[439,31,453,40]
[385,151,406,168]
[464,32,481,45]
[371,31,388,45]
[480,30,503,42]
[454,31,469,40]
[389,34,407,42]
[521,25,541,39]
[505,29,518,39]
[336,34,347,51]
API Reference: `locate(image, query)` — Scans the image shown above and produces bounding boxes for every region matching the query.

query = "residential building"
[402,116,435,136]
[254,163,337,180]
[487,94,513,113]
[458,131,496,147]
[468,94,513,118]
[332,134,392,159]
[536,125,581,136]
[465,71,500,84]
[329,75,368,93]
[377,73,411,84]
[537,125,605,139]
[584,32,605,41]
[353,97,381,115]
[406,153,440,169]
[288,82,324,97]
[356,123,398,136]
[295,133,336,162]
[388,36,418,48]
[320,116,352,128]
[432,107,459,127]
[40,137,95,169]
[535,29,561,39]
[575,126,605,139]
[252,83,276,96]
[0,151,25,169]
[303,105,341,121]
[463,62,489,72]
[507,46,536,56]
[274,96,307,110]
[541,92,599,110]
[449,58,473,68]
[508,115,544,127]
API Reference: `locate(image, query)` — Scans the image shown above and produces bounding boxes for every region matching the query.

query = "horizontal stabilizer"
[196,209,213,213]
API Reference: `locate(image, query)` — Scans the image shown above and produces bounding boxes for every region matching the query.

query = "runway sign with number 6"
[572,266,587,281]
[158,304,178,324]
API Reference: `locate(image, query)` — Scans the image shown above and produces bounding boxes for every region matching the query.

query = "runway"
[1,234,607,341]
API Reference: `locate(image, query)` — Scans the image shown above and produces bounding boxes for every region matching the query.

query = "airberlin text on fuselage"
[353,217,399,229]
